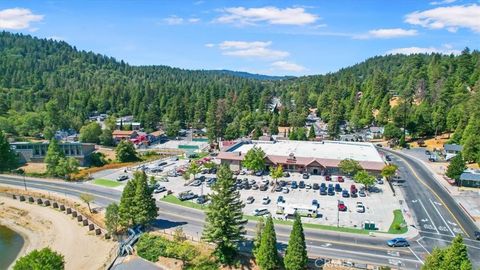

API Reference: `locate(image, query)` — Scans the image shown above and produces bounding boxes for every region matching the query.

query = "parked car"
[356,202,365,213]
[279,180,287,187]
[277,196,285,204]
[283,172,290,177]
[196,195,208,204]
[359,189,366,197]
[325,175,331,181]
[260,184,269,191]
[376,178,384,185]
[170,156,179,161]
[342,189,350,198]
[474,231,480,241]
[338,201,347,211]
[117,175,129,181]
[312,199,319,208]
[425,150,431,155]
[350,184,357,194]
[302,173,310,179]
[178,191,197,201]
[320,186,327,195]
[337,176,344,182]
[262,196,271,205]
[386,155,392,161]
[206,178,216,187]
[299,181,306,189]
[282,187,290,194]
[153,186,167,193]
[168,171,179,177]
[249,179,256,185]
[327,187,335,196]
[291,181,298,189]
[262,179,270,185]
[150,168,163,173]
[196,175,206,182]
[387,238,409,247]
[351,191,358,198]
[255,171,264,176]
[190,180,202,187]
[244,184,252,190]
[158,161,168,166]
[252,208,270,216]
[313,183,320,190]
[252,184,259,190]
[275,186,283,192]
[246,196,255,204]
[335,183,342,192]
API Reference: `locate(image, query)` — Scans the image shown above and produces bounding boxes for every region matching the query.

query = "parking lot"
[90,155,400,231]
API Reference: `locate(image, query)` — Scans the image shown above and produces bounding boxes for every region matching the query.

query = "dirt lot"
[19,162,47,174]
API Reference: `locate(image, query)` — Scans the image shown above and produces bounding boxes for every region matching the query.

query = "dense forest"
[0,31,479,163]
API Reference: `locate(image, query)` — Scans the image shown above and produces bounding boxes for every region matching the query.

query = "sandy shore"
[0,197,115,270]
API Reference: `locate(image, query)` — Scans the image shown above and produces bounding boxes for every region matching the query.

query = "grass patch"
[388,209,408,234]
[161,195,206,210]
[92,178,122,188]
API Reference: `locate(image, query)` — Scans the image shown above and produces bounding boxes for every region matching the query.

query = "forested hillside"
[0,31,479,163]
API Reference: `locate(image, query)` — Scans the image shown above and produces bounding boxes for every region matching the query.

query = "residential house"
[112,130,138,144]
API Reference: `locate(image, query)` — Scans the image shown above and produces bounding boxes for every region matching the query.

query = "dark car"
[196,175,206,182]
[299,181,305,189]
[320,186,327,195]
[425,150,431,155]
[255,170,264,176]
[474,231,480,240]
[313,183,320,190]
[196,195,208,204]
[327,187,335,196]
[312,199,319,208]
[350,184,357,193]
[321,183,327,189]
[386,155,392,161]
[387,238,409,247]
[337,176,344,182]
[279,180,287,187]
[335,183,342,192]
[277,196,285,204]
[260,184,269,191]
[291,181,298,189]
[252,184,259,190]
[190,180,202,187]
[342,189,350,198]
[325,175,331,181]
[209,168,217,174]
[158,161,168,166]
[351,191,358,198]
[302,173,310,179]
[275,186,283,192]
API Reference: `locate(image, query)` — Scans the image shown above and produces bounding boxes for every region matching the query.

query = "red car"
[325,175,331,181]
[338,201,347,211]
[350,184,357,193]
[337,176,344,182]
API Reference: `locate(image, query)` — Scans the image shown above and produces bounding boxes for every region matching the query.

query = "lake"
[0,225,24,269]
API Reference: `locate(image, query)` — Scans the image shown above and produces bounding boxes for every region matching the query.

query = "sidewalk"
[400,149,480,229]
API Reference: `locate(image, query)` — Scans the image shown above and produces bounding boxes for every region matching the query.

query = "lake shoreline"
[0,222,27,269]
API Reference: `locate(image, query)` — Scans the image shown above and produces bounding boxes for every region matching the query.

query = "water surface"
[0,225,24,269]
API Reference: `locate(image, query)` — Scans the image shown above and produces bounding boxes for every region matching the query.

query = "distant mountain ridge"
[207,70,296,81]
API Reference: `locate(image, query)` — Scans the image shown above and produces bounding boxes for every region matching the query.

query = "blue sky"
[1,0,479,75]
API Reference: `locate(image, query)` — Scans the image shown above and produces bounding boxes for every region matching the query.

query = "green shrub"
[393,224,401,231]
[136,234,168,262]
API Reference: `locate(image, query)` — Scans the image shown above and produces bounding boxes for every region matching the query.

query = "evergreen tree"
[55,157,79,178]
[202,165,246,264]
[308,125,315,140]
[284,214,308,270]
[99,128,114,146]
[269,114,279,135]
[256,216,281,270]
[14,248,65,270]
[446,152,466,184]
[253,217,265,260]
[133,172,158,226]
[115,140,138,162]
[119,177,137,227]
[423,248,445,270]
[422,235,472,270]
[0,130,17,172]
[44,139,65,176]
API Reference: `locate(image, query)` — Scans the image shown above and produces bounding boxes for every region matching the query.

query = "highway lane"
[379,148,480,268]
[0,175,422,269]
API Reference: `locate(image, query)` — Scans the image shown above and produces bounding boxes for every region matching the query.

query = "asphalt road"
[0,175,423,269]
[379,148,480,268]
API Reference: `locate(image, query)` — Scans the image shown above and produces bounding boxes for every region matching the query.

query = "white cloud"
[216,6,318,26]
[430,0,457,5]
[188,18,200,23]
[0,8,43,30]
[405,4,480,33]
[217,41,289,60]
[362,28,418,39]
[163,15,184,25]
[204,43,215,48]
[271,61,306,72]
[386,46,461,55]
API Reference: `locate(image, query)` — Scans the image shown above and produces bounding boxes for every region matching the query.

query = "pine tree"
[256,216,280,270]
[105,203,120,236]
[115,140,138,162]
[269,114,279,135]
[44,139,64,176]
[284,214,308,270]
[119,177,137,227]
[446,152,466,184]
[253,217,265,260]
[202,165,246,264]
[0,130,17,172]
[422,248,445,270]
[442,235,471,270]
[133,172,158,226]
[308,125,315,140]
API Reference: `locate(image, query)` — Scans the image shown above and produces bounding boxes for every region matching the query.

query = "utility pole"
[23,171,27,191]
[337,200,340,228]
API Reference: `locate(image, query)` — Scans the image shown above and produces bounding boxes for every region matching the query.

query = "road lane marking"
[418,199,439,234]
[0,178,410,254]
[421,236,480,250]
[429,199,455,236]
[416,240,431,254]
[383,150,470,238]
[408,247,424,264]
[309,245,420,264]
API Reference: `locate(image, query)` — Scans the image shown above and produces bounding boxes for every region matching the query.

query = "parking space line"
[418,199,439,234]
[429,199,455,236]
[416,240,431,254]
[408,247,424,264]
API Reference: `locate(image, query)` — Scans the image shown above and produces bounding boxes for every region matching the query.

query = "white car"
[305,184,312,190]
[154,186,167,193]
[262,196,271,205]
[252,208,270,216]
[356,202,365,213]
[282,187,290,194]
